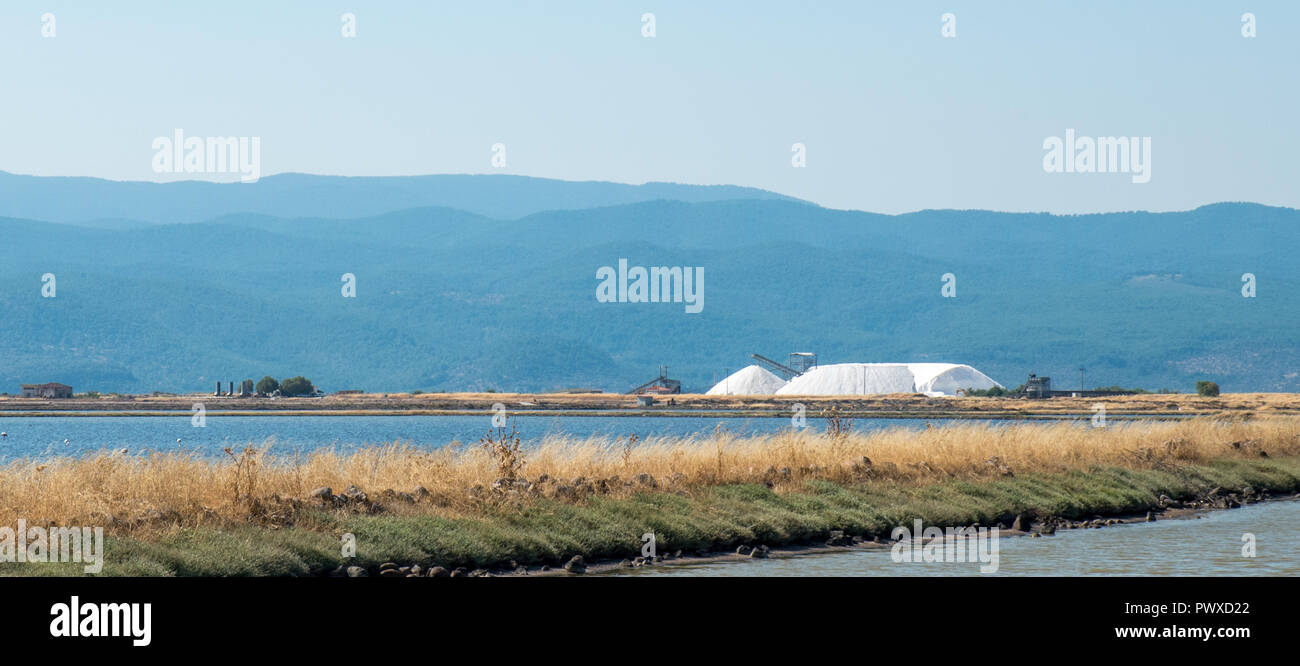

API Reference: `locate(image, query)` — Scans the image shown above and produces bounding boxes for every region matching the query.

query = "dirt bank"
[2,391,1296,418]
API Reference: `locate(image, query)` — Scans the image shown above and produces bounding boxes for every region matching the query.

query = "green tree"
[240,379,255,395]
[279,376,315,397]
[256,376,279,395]
[1196,380,1220,397]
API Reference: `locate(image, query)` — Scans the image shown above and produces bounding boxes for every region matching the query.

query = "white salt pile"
[775,364,913,395]
[706,365,788,395]
[907,363,1001,395]
[774,363,1000,396]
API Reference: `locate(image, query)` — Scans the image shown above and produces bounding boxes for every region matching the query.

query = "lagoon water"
[618,497,1300,577]
[0,414,1003,461]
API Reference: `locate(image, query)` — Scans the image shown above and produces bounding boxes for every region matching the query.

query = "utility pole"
[1079,366,1086,392]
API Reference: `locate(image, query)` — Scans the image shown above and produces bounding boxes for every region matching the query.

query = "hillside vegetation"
[0,173,1296,393]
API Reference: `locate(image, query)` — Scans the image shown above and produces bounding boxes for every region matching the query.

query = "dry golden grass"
[2,416,1297,536]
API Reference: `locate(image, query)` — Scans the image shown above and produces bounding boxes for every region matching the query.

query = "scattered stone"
[343,485,368,503]
[514,566,528,575]
[379,569,403,577]
[411,485,431,501]
[540,565,551,572]
[380,561,399,570]
[329,565,346,577]
[427,566,448,577]
[825,530,854,547]
[469,569,488,577]
[736,545,752,556]
[1011,514,1030,532]
[410,564,422,576]
[449,567,468,578]
[346,566,368,578]
[563,556,587,574]
[749,545,770,558]
[1146,511,1155,522]
[309,487,334,503]
[619,559,632,568]
[635,473,658,488]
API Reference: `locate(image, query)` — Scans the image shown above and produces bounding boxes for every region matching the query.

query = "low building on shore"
[21,382,73,398]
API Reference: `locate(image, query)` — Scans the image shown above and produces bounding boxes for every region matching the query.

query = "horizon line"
[1,168,1296,218]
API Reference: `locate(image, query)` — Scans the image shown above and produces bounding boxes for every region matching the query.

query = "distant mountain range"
[0,172,1295,394]
[0,171,800,225]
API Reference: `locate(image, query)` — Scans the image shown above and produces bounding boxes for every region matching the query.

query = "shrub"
[965,386,1016,397]
[255,376,279,395]
[479,416,525,482]
[279,376,315,397]
[1196,381,1220,397]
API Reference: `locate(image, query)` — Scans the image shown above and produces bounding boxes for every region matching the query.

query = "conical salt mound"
[907,363,1001,395]
[706,365,787,395]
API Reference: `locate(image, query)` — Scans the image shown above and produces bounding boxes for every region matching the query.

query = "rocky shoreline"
[324,484,1298,578]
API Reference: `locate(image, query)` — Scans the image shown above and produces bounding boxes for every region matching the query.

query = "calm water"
[0,414,1007,460]
[617,497,1300,577]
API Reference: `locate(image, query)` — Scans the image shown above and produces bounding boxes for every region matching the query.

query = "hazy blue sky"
[0,1,1295,214]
